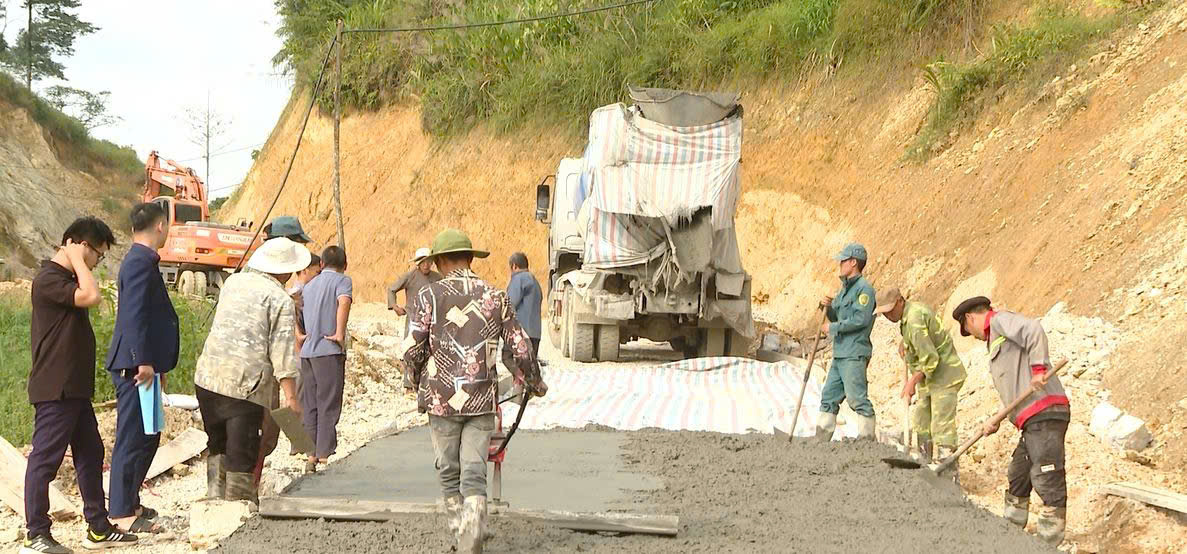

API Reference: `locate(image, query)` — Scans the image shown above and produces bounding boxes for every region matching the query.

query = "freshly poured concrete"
[284,426,663,512]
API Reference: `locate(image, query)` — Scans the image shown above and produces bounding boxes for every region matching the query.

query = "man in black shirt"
[23,217,137,554]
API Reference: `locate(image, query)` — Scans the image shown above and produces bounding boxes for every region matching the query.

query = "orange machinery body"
[142,151,259,287]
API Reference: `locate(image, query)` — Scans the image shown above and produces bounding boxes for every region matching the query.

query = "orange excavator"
[142,150,259,297]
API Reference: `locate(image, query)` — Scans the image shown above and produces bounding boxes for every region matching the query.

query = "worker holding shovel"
[874,289,966,473]
[953,296,1069,546]
[815,243,878,440]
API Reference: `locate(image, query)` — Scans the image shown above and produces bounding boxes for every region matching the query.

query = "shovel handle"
[787,307,828,442]
[934,359,1068,472]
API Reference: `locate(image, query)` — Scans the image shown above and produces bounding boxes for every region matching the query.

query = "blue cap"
[833,243,868,262]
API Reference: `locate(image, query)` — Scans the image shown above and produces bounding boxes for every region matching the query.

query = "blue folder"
[138,374,166,435]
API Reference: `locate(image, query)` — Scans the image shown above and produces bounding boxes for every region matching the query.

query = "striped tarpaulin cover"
[584,104,741,229]
[503,357,856,438]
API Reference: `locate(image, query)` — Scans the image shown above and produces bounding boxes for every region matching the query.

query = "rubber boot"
[1003,493,1029,528]
[855,414,877,440]
[936,445,958,485]
[814,413,837,442]
[443,495,463,534]
[913,438,934,463]
[225,472,258,505]
[1036,506,1066,546]
[457,496,487,554]
[206,454,226,500]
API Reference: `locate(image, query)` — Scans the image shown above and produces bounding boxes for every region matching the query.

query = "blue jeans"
[819,357,875,417]
[109,371,162,518]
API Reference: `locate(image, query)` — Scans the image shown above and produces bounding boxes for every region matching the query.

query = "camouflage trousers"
[912,382,963,447]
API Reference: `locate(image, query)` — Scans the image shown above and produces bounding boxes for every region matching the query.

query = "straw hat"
[247,237,312,275]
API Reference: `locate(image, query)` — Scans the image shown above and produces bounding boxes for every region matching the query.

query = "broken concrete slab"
[189,500,255,550]
[0,435,79,520]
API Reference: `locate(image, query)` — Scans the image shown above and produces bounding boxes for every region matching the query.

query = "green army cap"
[263,216,312,243]
[833,242,868,262]
[429,228,490,259]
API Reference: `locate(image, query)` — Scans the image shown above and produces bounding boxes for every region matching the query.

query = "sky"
[3,1,294,199]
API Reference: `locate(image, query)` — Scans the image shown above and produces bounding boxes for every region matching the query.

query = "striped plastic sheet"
[504,357,856,438]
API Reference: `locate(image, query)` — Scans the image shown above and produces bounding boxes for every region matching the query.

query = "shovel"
[786,307,828,441]
[882,358,1068,474]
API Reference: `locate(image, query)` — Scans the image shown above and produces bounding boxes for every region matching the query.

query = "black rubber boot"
[206,454,226,500]
[225,471,258,505]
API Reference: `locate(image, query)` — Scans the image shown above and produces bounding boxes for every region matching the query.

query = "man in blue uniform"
[815,243,878,440]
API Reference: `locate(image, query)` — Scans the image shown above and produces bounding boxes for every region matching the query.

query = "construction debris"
[1101,482,1187,515]
[1089,402,1154,451]
[0,435,80,520]
[189,500,255,550]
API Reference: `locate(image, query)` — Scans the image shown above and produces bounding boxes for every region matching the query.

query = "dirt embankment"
[0,97,139,277]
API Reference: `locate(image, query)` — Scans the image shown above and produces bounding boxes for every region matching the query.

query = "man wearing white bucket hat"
[388,247,442,390]
[194,237,309,503]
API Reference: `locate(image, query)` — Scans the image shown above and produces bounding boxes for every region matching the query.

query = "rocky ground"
[0,303,420,552]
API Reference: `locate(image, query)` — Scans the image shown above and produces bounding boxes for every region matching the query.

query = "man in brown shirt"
[403,229,546,553]
[389,247,441,390]
[23,217,138,553]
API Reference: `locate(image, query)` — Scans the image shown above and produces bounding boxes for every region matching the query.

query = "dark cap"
[263,216,312,243]
[952,296,992,336]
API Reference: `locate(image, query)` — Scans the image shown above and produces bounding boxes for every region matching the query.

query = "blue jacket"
[826,274,876,359]
[507,270,543,339]
[105,244,180,373]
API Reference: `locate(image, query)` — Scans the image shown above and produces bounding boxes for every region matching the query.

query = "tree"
[44,85,120,130]
[209,196,229,213]
[1,1,98,89]
[182,96,233,186]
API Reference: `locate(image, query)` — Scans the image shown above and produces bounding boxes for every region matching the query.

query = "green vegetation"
[275,0,989,136]
[0,71,141,174]
[907,4,1125,159]
[0,289,212,446]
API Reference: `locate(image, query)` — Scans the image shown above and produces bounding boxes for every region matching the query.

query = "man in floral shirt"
[403,229,547,553]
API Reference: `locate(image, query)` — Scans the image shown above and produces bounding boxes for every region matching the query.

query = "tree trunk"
[25,2,32,90]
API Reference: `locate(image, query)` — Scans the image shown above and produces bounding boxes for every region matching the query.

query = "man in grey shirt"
[506,252,543,357]
[299,246,353,473]
[389,247,442,391]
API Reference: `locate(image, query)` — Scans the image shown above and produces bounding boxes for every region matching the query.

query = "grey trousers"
[428,414,496,499]
[299,354,346,459]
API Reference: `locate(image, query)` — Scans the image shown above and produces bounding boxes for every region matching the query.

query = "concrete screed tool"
[882,359,1068,474]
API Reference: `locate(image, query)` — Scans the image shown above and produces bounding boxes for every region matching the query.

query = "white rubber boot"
[814,413,837,441]
[1036,506,1066,546]
[457,496,487,554]
[855,414,877,440]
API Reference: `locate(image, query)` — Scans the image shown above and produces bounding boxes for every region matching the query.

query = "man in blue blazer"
[105,203,178,534]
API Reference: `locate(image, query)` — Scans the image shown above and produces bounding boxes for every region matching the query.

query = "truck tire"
[726,329,751,358]
[697,328,726,358]
[596,324,620,362]
[193,271,208,298]
[177,271,195,296]
[565,289,595,362]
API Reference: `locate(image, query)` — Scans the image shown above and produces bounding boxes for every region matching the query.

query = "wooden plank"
[1102,482,1187,514]
[258,496,678,536]
[503,508,678,536]
[260,497,440,521]
[0,435,81,520]
[103,427,208,493]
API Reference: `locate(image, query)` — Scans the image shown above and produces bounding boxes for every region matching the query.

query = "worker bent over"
[954,296,1069,545]
[403,229,547,553]
[875,288,966,468]
[816,243,878,440]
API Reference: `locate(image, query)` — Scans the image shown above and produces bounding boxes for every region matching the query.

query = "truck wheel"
[565,289,595,362]
[596,325,620,362]
[193,272,208,298]
[726,329,751,358]
[177,271,195,296]
[697,328,726,358]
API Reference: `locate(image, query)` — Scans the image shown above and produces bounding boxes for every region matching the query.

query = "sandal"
[121,515,165,534]
[304,460,317,474]
[138,506,159,521]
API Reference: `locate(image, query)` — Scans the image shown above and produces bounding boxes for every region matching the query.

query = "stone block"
[189,500,254,550]
[1089,402,1122,438]
[1108,415,1153,451]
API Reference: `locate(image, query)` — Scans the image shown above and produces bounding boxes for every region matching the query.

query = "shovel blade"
[881,457,922,469]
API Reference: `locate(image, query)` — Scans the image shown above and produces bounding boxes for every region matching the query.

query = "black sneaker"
[19,534,72,554]
[81,527,137,550]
